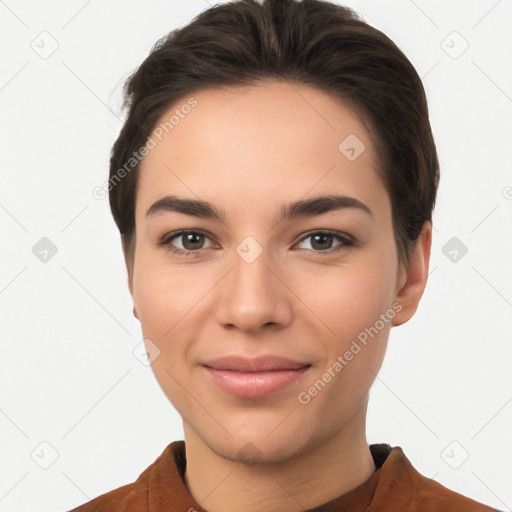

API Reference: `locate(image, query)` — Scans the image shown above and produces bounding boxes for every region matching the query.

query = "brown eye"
[296,231,354,252]
[180,232,206,250]
[159,230,216,255]
[310,233,334,250]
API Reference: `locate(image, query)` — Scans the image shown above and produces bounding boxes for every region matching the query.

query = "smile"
[202,366,311,398]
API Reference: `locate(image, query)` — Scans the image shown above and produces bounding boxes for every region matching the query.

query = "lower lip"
[203,366,311,399]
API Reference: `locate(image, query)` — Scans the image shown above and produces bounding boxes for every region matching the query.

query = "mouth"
[201,355,311,398]
[202,355,310,372]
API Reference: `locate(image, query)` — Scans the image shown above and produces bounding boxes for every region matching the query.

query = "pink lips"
[202,355,311,399]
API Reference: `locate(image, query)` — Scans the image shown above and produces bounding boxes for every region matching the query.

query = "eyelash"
[157,229,355,258]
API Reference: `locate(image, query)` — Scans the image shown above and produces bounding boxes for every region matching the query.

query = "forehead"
[136,81,387,220]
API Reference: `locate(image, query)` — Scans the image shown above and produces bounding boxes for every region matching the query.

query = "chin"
[197,419,317,467]
[215,437,304,466]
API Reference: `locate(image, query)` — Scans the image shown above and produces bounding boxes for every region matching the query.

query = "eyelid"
[294,230,354,252]
[159,228,355,255]
[159,229,218,249]
[296,229,353,244]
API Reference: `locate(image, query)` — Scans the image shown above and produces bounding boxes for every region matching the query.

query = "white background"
[1,0,511,511]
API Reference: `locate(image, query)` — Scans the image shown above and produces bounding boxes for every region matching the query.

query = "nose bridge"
[214,235,292,331]
[232,242,273,296]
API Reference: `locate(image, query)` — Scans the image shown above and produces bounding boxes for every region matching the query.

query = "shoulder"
[65,442,179,512]
[66,482,142,512]
[406,478,502,511]
[385,446,502,512]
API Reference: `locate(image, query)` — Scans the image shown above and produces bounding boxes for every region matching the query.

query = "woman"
[69,0,501,510]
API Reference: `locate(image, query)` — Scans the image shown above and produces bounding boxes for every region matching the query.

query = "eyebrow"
[145,194,373,222]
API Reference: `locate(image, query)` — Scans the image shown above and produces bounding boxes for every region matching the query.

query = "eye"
[295,231,354,252]
[158,229,355,257]
[158,230,216,256]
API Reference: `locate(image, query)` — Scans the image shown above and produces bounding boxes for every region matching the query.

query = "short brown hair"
[108,0,439,274]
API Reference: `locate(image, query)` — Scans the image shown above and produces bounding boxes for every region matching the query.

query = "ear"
[392,221,432,327]
[121,234,139,320]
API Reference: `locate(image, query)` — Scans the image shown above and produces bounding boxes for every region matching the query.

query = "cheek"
[132,249,206,341]
[300,263,396,408]
[304,257,397,343]
[133,257,209,405]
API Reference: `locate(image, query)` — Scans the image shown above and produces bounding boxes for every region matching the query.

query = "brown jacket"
[68,440,502,511]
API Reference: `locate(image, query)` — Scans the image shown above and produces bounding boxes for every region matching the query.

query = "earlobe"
[127,271,138,320]
[391,221,432,327]
[127,271,134,297]
[121,234,138,320]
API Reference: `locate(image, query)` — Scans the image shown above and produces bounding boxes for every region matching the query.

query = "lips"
[201,355,311,398]
[202,355,310,372]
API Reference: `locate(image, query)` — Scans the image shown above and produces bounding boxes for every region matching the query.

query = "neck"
[182,399,376,512]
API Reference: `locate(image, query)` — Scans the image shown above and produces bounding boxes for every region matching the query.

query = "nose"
[214,246,293,334]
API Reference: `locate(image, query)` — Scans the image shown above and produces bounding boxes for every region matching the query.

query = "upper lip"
[202,355,311,372]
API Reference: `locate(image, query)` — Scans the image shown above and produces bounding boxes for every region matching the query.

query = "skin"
[126,80,431,512]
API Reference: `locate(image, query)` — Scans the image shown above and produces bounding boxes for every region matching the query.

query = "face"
[128,81,414,463]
